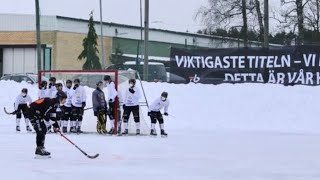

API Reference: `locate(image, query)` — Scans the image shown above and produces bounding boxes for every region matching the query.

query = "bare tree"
[196,0,265,47]
[255,0,264,42]
[278,0,311,45]
[305,0,320,32]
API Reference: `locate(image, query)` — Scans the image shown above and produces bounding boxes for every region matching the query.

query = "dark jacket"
[92,88,107,113]
[26,98,59,122]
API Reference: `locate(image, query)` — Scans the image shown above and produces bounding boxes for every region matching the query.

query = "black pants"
[150,111,164,124]
[32,119,47,147]
[71,106,84,124]
[122,105,140,123]
[16,104,28,119]
[107,102,115,120]
[63,106,72,120]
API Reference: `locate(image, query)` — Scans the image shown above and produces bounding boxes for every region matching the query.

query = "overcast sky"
[0,0,284,33]
[0,0,210,33]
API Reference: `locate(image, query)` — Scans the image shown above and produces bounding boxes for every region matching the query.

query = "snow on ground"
[1,80,320,180]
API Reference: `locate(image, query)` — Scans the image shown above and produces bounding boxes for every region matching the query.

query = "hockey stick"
[84,107,93,111]
[3,107,16,115]
[58,131,99,159]
[162,113,175,118]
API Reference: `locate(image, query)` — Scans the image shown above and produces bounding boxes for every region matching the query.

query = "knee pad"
[158,117,164,124]
[134,116,140,123]
[16,113,22,119]
[151,117,157,124]
[78,115,83,121]
[123,117,128,123]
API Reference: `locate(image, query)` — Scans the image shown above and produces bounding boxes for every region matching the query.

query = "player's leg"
[121,105,131,135]
[62,107,70,133]
[98,110,107,134]
[150,111,158,136]
[132,105,140,135]
[76,107,84,133]
[33,119,50,157]
[70,106,77,133]
[107,102,115,134]
[21,105,32,132]
[15,105,22,132]
[156,113,167,136]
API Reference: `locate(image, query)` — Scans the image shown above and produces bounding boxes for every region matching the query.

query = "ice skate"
[150,129,157,137]
[161,129,168,137]
[34,146,51,159]
[16,126,20,132]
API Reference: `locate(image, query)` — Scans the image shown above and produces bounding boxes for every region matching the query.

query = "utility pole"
[143,0,149,81]
[263,0,269,48]
[99,0,105,68]
[35,0,41,71]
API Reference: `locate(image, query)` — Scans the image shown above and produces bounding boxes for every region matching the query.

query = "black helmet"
[21,88,28,94]
[96,81,103,86]
[56,91,67,100]
[49,77,56,82]
[104,75,111,81]
[129,79,136,84]
[74,78,80,83]
[161,91,168,98]
[66,80,72,84]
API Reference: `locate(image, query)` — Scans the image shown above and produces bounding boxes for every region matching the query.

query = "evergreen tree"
[78,12,102,70]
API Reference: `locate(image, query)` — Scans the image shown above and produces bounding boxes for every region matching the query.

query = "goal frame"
[38,69,120,134]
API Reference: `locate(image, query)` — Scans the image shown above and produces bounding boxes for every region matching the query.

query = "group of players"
[12,75,170,157]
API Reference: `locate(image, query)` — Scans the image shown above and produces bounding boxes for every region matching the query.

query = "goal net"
[38,69,150,135]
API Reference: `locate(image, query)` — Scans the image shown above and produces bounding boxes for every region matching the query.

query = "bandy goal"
[38,69,150,135]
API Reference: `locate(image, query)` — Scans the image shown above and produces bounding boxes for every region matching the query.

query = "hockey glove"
[129,88,135,94]
[82,102,86,108]
[73,84,79,90]
[164,112,168,116]
[109,98,113,103]
[148,112,152,116]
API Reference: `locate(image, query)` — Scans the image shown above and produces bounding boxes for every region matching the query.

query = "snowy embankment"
[1,80,320,134]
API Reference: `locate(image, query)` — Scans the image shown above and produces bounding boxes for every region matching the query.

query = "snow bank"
[1,80,320,134]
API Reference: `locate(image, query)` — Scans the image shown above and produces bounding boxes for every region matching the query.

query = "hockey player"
[92,81,108,134]
[103,75,118,134]
[44,77,57,132]
[47,77,57,98]
[14,88,33,132]
[62,80,73,133]
[55,83,64,129]
[122,79,141,135]
[71,79,87,133]
[148,92,169,137]
[26,91,67,158]
[38,80,48,99]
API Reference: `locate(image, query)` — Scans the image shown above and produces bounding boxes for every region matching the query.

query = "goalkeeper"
[92,81,108,134]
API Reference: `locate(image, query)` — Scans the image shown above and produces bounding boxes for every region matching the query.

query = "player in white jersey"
[14,88,32,132]
[62,80,73,133]
[148,92,169,137]
[122,79,141,135]
[71,78,87,133]
[103,75,118,134]
[47,77,57,98]
[38,81,48,99]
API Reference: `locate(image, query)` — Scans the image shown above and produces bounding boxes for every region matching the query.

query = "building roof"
[0,13,281,48]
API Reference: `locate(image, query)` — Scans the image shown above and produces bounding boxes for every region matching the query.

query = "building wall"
[0,31,36,44]
[54,31,112,70]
